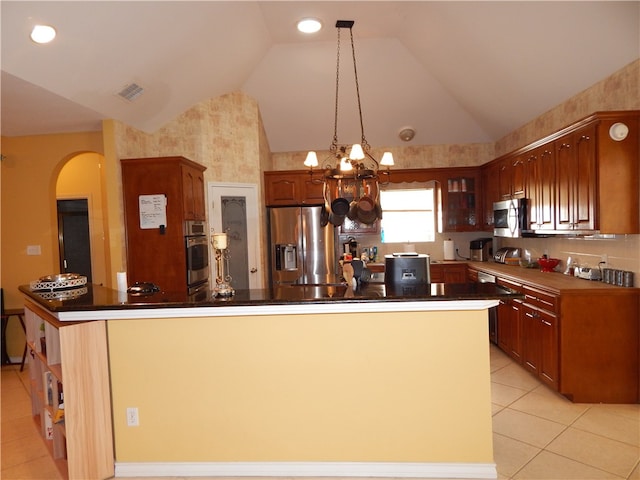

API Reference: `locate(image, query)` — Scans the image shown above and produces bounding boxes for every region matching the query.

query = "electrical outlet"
[126,407,139,426]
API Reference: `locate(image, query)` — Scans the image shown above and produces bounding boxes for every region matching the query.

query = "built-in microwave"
[493,198,528,238]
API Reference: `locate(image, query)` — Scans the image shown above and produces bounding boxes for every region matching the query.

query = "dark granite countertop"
[19,281,522,313]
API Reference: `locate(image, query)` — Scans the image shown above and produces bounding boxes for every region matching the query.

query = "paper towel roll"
[116,271,128,292]
[443,240,455,260]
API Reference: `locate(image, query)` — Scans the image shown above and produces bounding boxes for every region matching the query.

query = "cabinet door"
[511,156,526,198]
[482,162,500,228]
[443,264,467,283]
[555,125,597,231]
[301,176,325,205]
[521,303,540,375]
[538,308,558,389]
[265,173,300,206]
[182,165,206,220]
[467,267,479,282]
[497,298,522,362]
[509,300,523,362]
[441,169,481,231]
[430,264,444,283]
[525,146,555,231]
[498,158,513,200]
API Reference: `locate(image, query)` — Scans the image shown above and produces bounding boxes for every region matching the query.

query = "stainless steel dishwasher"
[477,271,498,344]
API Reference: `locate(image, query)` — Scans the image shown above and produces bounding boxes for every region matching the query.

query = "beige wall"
[104,91,272,286]
[108,309,493,465]
[0,132,104,309]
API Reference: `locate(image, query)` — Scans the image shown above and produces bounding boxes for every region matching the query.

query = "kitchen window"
[379,182,437,243]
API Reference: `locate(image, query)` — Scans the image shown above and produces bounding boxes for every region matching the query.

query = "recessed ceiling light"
[30,25,56,44]
[297,18,322,34]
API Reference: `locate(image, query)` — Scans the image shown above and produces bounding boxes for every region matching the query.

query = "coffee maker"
[470,238,493,262]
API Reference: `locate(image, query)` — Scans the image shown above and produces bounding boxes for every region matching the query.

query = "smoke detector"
[398,127,416,142]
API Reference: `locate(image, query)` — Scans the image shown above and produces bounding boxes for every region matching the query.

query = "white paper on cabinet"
[139,194,167,229]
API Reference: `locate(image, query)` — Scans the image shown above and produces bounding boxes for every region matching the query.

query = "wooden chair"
[1,288,26,371]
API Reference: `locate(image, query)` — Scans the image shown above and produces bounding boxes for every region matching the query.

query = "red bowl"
[538,257,560,272]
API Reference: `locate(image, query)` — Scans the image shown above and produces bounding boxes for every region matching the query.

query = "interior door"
[57,199,93,281]
[208,183,263,290]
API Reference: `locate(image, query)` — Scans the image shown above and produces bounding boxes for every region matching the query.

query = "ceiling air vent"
[117,83,144,102]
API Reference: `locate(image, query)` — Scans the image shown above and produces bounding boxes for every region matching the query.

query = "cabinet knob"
[250,268,258,273]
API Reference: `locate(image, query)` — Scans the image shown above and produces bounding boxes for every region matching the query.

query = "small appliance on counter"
[469,238,493,261]
[384,253,431,285]
[575,266,602,281]
[493,247,521,264]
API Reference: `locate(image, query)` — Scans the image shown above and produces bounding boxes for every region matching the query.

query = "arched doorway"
[56,152,108,286]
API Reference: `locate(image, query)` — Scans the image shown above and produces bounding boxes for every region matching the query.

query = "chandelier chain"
[331,27,341,154]
[349,27,369,151]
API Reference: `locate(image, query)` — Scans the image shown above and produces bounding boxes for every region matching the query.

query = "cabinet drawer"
[497,277,523,293]
[523,285,558,313]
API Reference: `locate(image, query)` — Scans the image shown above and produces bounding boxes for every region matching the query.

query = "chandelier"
[304,20,394,226]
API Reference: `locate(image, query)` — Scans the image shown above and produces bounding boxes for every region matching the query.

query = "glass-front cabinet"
[441,168,482,232]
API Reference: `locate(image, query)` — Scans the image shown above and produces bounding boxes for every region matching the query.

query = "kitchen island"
[20,282,520,480]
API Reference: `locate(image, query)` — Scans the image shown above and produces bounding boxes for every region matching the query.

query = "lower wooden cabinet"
[496,277,523,362]
[430,262,467,283]
[24,301,114,480]
[486,269,638,403]
[521,302,558,389]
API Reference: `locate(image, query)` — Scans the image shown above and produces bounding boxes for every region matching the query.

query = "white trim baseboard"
[115,461,497,479]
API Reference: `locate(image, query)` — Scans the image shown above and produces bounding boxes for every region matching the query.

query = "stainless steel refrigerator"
[268,206,338,286]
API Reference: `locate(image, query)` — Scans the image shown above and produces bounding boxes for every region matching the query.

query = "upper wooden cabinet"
[264,171,324,206]
[554,124,597,232]
[440,167,483,232]
[121,156,207,291]
[525,145,556,232]
[483,110,639,234]
[181,163,206,221]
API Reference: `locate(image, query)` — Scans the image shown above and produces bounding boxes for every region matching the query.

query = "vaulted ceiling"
[2,2,638,152]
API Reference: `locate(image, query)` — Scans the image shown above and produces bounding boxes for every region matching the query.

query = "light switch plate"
[26,245,41,255]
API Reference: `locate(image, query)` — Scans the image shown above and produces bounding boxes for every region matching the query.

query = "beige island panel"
[108,307,496,478]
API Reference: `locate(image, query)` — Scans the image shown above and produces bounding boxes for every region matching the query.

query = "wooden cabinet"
[496,277,523,362]
[24,301,113,479]
[524,145,555,232]
[521,285,558,389]
[264,170,324,206]
[181,163,206,220]
[121,156,207,292]
[478,265,639,402]
[497,156,525,200]
[484,111,639,235]
[554,124,597,232]
[430,262,467,283]
[440,168,482,231]
[481,161,500,229]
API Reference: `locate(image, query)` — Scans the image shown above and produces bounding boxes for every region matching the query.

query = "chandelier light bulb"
[349,143,365,160]
[304,151,319,167]
[340,157,353,171]
[380,152,395,166]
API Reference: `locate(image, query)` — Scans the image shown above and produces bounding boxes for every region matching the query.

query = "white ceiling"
[2,2,638,153]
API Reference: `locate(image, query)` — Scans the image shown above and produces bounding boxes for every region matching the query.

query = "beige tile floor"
[2,344,639,480]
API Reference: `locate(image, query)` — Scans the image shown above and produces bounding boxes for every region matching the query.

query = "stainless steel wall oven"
[185,221,209,294]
